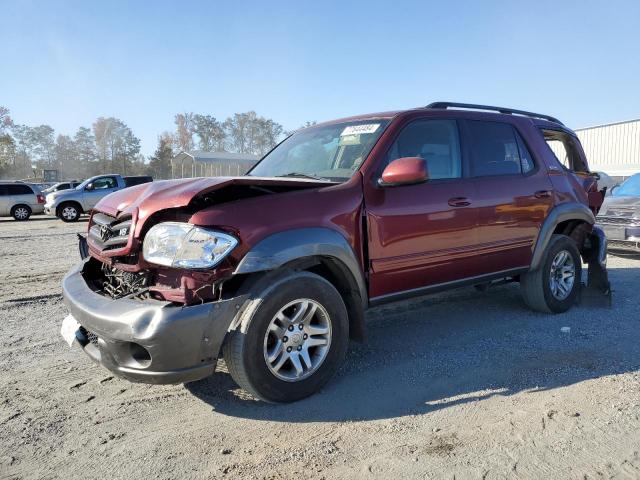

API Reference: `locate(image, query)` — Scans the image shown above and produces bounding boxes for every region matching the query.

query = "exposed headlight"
[142,222,238,269]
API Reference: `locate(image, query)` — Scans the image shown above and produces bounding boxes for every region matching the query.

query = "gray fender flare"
[234,227,368,340]
[530,202,595,271]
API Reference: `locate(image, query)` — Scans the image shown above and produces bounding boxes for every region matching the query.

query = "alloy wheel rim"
[263,298,332,382]
[62,207,77,220]
[549,250,575,300]
[15,208,28,219]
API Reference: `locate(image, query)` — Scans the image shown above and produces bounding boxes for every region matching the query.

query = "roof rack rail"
[426,102,564,126]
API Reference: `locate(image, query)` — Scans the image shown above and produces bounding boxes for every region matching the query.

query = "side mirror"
[610,184,619,195]
[85,183,94,191]
[379,157,428,187]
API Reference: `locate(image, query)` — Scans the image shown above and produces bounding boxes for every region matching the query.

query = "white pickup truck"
[44,174,152,222]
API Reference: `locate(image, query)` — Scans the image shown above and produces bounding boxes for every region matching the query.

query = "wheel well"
[241,256,366,342]
[57,201,83,215]
[305,258,366,342]
[553,219,592,253]
[11,204,31,213]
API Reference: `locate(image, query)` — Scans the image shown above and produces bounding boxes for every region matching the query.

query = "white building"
[574,119,640,179]
[171,151,259,179]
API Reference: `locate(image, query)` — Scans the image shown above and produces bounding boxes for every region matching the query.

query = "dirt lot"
[0,216,639,479]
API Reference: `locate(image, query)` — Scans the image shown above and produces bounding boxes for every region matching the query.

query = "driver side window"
[386,119,461,179]
[92,177,117,190]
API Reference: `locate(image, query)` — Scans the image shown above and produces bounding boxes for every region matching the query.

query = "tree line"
[0,106,286,181]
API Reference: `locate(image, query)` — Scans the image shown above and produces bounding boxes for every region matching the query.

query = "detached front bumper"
[62,259,246,384]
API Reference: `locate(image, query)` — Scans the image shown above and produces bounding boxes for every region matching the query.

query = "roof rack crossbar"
[426,102,564,126]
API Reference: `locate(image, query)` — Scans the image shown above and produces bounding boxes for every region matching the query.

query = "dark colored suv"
[60,102,609,402]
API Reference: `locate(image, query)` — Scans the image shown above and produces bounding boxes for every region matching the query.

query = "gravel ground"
[0,216,639,479]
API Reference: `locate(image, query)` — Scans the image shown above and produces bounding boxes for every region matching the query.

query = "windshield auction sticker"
[341,124,380,136]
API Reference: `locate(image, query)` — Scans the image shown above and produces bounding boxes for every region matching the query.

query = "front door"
[364,118,481,300]
[84,176,118,209]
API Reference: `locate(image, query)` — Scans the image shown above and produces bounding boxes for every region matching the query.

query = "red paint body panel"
[86,106,598,305]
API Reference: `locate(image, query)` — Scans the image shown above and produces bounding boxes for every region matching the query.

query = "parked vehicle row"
[0,175,153,221]
[44,174,152,222]
[60,102,611,403]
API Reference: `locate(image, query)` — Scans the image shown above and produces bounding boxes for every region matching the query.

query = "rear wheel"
[58,202,81,222]
[521,234,582,313]
[223,271,349,403]
[11,205,31,221]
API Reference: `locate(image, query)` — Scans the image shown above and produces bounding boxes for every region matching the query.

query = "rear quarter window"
[7,184,34,195]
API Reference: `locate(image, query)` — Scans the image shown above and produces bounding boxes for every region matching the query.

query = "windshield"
[248,120,390,181]
[613,173,640,196]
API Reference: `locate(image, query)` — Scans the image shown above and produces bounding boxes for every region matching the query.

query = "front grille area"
[89,212,133,251]
[101,263,149,299]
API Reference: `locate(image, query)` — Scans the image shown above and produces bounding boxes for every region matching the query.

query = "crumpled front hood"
[94,176,330,233]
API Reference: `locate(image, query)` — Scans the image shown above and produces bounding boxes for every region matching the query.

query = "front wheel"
[521,234,582,313]
[58,203,81,222]
[223,271,349,403]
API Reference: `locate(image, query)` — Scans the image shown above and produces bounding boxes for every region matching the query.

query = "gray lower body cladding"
[62,259,246,384]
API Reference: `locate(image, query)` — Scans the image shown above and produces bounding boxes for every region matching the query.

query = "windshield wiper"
[277,172,329,181]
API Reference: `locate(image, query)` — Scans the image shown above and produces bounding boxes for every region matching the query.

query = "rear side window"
[385,119,461,179]
[0,185,8,196]
[124,176,152,187]
[467,120,533,177]
[542,129,588,173]
[7,184,34,195]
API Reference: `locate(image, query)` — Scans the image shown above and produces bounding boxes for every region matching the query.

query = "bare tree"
[193,114,225,151]
[174,113,195,152]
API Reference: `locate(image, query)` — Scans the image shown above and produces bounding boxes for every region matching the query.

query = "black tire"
[58,202,81,222]
[11,204,31,221]
[223,271,349,403]
[521,234,582,313]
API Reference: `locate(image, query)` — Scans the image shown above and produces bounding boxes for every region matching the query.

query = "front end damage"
[63,176,329,383]
[62,258,248,383]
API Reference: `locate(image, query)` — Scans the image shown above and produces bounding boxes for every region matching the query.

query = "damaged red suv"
[61,102,609,403]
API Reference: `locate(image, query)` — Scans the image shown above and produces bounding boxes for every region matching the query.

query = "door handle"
[534,190,551,199]
[448,197,471,207]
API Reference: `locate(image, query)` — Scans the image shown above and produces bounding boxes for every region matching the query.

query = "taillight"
[37,194,45,204]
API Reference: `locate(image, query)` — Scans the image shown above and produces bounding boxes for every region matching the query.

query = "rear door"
[364,117,482,300]
[462,120,554,272]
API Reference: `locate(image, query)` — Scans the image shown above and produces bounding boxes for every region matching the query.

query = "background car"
[0,182,46,220]
[41,181,82,195]
[596,172,640,252]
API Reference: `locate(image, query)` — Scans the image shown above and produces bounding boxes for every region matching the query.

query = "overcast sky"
[2,0,639,155]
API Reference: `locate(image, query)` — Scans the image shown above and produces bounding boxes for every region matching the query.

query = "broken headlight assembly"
[142,222,238,269]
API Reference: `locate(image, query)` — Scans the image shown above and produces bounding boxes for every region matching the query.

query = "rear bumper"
[62,259,246,384]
